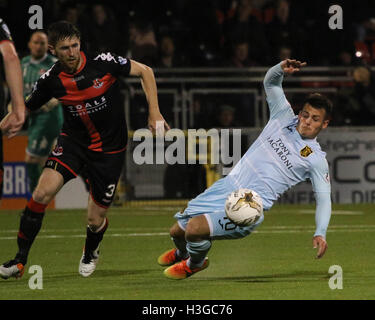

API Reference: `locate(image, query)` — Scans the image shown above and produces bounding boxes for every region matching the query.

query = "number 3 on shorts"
[105,184,116,197]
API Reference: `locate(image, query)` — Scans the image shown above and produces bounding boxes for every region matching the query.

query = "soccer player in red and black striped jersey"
[0,21,169,279]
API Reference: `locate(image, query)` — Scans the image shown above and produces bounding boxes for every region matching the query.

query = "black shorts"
[45,135,126,208]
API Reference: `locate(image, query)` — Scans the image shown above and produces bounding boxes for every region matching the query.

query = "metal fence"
[121,66,355,130]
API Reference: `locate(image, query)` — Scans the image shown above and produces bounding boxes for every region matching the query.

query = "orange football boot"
[157,248,186,266]
[164,258,209,280]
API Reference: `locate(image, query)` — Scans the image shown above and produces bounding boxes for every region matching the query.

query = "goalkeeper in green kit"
[20,31,63,193]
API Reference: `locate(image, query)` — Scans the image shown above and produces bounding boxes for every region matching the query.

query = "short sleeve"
[93,52,131,77]
[25,74,53,111]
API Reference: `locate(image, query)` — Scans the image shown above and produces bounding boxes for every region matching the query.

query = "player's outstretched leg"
[158,222,189,266]
[0,168,62,280]
[164,215,211,280]
[0,198,45,279]
[0,260,25,279]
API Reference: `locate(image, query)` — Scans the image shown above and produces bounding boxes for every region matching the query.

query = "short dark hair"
[304,93,333,120]
[47,21,81,47]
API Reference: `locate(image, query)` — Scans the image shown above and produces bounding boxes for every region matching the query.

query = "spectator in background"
[334,49,361,67]
[265,0,305,62]
[60,2,90,52]
[226,40,260,67]
[355,16,375,65]
[156,35,182,68]
[277,45,292,62]
[182,0,222,66]
[356,15,375,43]
[223,0,270,65]
[336,66,375,126]
[213,104,238,128]
[191,99,211,129]
[350,66,375,124]
[127,20,158,66]
[339,51,354,66]
[83,3,125,55]
[60,2,80,26]
[215,0,237,27]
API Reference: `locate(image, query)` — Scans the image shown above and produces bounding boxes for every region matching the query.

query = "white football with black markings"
[225,189,263,227]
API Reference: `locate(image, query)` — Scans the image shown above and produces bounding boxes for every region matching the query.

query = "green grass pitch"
[0,204,374,300]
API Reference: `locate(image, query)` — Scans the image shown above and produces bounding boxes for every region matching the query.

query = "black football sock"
[84,218,108,255]
[15,198,47,265]
[172,237,189,259]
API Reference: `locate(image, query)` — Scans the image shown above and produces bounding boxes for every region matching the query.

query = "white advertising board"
[279,129,375,204]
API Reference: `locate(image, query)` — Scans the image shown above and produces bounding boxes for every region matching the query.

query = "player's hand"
[148,110,170,135]
[0,108,25,138]
[312,235,327,259]
[281,59,307,74]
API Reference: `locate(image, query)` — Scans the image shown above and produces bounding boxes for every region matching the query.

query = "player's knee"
[32,187,53,204]
[87,214,106,231]
[170,223,185,239]
[185,216,209,242]
[87,221,102,232]
[185,228,202,242]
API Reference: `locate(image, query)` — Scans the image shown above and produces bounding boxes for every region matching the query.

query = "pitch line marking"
[298,210,363,215]
[0,225,375,234]
[0,232,170,240]
[1,227,375,240]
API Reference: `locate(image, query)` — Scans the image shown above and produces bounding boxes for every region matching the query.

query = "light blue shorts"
[174,178,264,240]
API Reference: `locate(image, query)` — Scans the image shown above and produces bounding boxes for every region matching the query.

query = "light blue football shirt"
[226,62,332,237]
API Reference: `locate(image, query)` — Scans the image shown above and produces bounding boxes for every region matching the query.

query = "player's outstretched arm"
[263,59,305,120]
[129,59,170,134]
[312,192,331,259]
[0,41,25,138]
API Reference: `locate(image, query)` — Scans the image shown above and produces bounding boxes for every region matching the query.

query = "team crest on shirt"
[93,78,104,89]
[52,145,63,156]
[300,145,313,157]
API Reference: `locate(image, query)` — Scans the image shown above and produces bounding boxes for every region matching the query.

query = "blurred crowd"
[3,0,375,68]
[2,0,375,127]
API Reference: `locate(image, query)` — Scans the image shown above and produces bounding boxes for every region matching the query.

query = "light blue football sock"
[186,239,211,268]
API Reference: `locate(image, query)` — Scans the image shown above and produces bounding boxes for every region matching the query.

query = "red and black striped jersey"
[26,51,131,153]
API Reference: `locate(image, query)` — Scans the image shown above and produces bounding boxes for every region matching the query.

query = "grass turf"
[0,204,374,300]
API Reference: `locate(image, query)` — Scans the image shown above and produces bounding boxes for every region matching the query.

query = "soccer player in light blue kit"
[158,59,333,279]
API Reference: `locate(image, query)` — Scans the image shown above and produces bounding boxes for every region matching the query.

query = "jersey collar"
[30,53,48,64]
